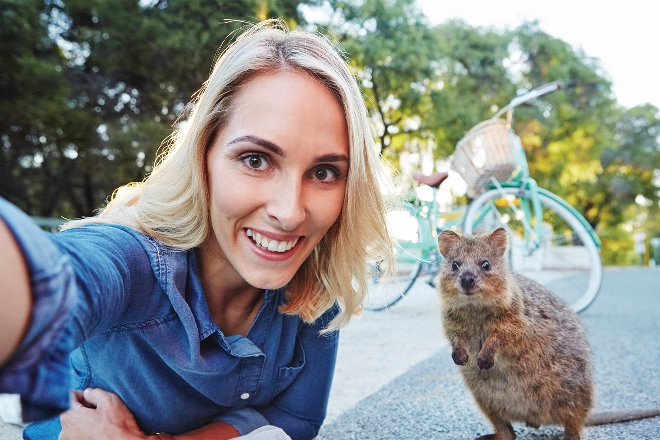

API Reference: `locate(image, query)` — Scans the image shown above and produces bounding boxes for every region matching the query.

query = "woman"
[0,19,392,439]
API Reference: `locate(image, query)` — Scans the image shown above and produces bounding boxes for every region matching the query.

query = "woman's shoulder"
[59,223,181,256]
[58,223,191,278]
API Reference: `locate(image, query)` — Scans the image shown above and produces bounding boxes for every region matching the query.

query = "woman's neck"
[197,242,264,337]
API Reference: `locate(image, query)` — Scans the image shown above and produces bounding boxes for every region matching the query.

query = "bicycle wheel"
[364,252,422,311]
[462,186,602,313]
[363,204,429,311]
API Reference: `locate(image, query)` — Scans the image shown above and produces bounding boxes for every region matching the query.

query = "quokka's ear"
[438,230,461,257]
[490,228,508,256]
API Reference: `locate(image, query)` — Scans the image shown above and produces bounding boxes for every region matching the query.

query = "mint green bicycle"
[366,81,602,312]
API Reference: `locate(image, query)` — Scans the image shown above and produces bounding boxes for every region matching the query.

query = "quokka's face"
[437,229,509,306]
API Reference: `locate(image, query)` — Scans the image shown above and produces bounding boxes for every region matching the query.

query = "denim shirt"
[0,198,339,440]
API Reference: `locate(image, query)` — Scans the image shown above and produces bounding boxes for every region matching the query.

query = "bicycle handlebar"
[493,80,562,120]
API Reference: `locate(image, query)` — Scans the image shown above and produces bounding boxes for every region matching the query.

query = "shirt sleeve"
[0,198,155,422]
[253,306,340,440]
[214,407,271,436]
[0,197,76,421]
[52,224,156,341]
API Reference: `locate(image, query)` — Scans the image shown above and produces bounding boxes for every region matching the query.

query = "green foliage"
[598,225,642,266]
[308,0,438,159]
[425,20,515,157]
[581,104,660,233]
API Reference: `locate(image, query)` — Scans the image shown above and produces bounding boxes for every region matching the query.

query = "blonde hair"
[64,19,393,331]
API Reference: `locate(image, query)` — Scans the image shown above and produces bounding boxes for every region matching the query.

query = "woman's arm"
[60,388,240,440]
[175,422,240,440]
[0,218,31,366]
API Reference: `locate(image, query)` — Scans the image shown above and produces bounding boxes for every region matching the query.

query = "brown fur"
[437,228,593,440]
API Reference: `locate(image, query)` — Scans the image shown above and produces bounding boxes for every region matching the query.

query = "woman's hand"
[58,388,243,440]
[59,388,148,440]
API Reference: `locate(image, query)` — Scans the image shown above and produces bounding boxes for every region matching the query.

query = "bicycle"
[365,81,603,313]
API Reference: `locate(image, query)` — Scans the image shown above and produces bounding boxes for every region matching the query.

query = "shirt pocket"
[273,337,306,397]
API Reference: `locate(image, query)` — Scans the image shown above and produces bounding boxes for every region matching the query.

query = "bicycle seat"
[413,172,449,188]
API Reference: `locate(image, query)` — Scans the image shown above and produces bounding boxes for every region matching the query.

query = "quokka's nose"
[460,273,476,293]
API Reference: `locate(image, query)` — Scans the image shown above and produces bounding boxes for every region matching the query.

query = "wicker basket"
[450,119,521,197]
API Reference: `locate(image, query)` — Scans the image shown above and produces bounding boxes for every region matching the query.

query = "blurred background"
[1,0,658,266]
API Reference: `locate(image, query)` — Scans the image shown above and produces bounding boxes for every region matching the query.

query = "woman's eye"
[451,261,460,271]
[481,260,491,271]
[241,153,269,171]
[311,166,339,182]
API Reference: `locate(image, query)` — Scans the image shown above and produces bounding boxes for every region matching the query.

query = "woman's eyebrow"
[229,135,349,164]
[228,135,285,157]
[316,153,349,164]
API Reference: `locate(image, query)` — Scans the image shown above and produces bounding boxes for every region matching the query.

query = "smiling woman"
[202,70,349,297]
[0,19,393,440]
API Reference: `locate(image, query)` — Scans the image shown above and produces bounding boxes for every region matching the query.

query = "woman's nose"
[265,178,306,231]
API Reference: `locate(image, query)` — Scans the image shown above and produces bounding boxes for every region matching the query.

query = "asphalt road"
[2,267,658,439]
[319,267,660,439]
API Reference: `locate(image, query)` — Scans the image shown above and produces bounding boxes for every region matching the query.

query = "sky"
[417,0,659,109]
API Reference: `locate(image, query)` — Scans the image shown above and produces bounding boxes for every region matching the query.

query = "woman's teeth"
[246,229,299,253]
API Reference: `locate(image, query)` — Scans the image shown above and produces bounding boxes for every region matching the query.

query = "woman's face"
[203,69,349,290]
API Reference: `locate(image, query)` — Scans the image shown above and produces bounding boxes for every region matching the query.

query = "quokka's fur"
[437,228,592,440]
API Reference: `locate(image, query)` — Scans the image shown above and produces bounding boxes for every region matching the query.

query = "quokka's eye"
[451,261,460,271]
[481,260,491,271]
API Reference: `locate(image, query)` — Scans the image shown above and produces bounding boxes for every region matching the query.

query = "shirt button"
[240,392,250,400]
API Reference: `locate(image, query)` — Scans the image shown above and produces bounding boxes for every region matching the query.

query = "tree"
[0,0,75,216]
[589,104,660,264]
[510,22,618,231]
[424,20,515,159]
[305,0,440,161]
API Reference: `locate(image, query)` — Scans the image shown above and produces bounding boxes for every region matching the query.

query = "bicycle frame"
[390,195,443,267]
[387,184,461,280]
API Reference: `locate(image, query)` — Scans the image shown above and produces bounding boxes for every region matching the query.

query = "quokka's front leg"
[450,338,469,366]
[477,333,501,370]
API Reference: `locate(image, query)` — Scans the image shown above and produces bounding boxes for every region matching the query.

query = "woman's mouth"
[246,229,300,253]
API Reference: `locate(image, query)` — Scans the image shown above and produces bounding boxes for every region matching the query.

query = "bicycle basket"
[450,118,521,197]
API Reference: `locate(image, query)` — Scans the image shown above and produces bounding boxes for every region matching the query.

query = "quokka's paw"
[452,347,469,366]
[476,352,495,370]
